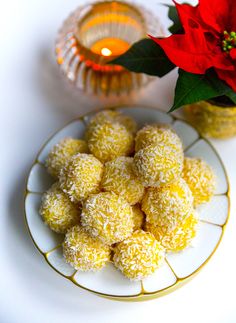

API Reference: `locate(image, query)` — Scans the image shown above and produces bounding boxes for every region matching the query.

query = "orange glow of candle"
[91,37,130,57]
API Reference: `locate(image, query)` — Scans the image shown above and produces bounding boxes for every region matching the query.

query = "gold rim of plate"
[24,105,231,301]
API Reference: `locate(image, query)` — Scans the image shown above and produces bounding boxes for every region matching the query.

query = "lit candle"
[101,47,112,57]
[90,38,130,57]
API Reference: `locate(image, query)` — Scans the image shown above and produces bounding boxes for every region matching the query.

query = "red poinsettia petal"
[216,68,236,92]
[230,4,236,31]
[151,33,233,74]
[151,35,208,74]
[199,0,233,32]
[230,48,236,60]
[173,1,201,29]
[173,1,212,33]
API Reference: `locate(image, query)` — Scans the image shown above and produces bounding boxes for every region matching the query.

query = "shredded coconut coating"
[135,124,183,152]
[183,157,216,206]
[133,143,184,187]
[39,183,80,234]
[63,225,110,271]
[113,230,165,280]
[81,192,134,245]
[142,178,193,229]
[59,153,103,203]
[101,157,144,205]
[145,211,198,252]
[132,204,145,231]
[86,110,137,139]
[46,137,88,178]
[88,122,134,163]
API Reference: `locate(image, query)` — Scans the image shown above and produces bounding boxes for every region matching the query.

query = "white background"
[1,0,236,322]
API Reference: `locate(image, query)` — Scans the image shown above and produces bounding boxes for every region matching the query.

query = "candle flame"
[101,47,112,56]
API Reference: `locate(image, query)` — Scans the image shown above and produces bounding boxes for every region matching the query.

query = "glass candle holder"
[55,1,164,96]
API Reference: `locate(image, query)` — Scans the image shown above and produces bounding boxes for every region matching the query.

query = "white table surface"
[1,0,236,322]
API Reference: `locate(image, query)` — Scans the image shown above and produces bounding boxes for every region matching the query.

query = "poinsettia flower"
[150,0,236,91]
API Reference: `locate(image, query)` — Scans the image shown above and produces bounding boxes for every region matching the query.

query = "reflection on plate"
[24,106,230,301]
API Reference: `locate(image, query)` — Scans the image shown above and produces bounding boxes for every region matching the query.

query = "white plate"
[24,106,230,301]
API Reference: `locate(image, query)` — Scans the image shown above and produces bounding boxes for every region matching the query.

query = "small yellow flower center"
[222,31,236,52]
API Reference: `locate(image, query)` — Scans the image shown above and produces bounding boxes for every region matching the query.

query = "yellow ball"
[135,124,183,152]
[133,143,184,187]
[142,178,193,229]
[46,137,88,178]
[39,183,80,234]
[88,122,134,163]
[59,153,103,203]
[113,230,165,280]
[81,192,134,245]
[183,157,216,206]
[145,211,198,252]
[86,110,137,139]
[63,225,110,271]
[132,204,145,231]
[101,157,144,205]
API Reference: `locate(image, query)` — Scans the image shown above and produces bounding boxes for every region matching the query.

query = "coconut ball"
[133,143,184,187]
[113,230,165,280]
[46,137,88,178]
[63,225,110,271]
[88,122,134,163]
[183,157,216,206]
[81,192,134,245]
[142,178,193,229]
[132,205,145,231]
[101,157,144,205]
[39,183,80,234]
[86,110,137,139]
[135,124,183,152]
[59,153,103,203]
[145,211,198,252]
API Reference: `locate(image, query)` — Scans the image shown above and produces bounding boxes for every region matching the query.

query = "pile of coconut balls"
[39,110,216,281]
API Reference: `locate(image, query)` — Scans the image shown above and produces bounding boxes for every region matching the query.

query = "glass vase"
[184,100,236,139]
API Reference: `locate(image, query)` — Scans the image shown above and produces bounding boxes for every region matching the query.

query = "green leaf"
[205,70,236,104]
[165,5,183,34]
[226,90,236,104]
[109,38,175,77]
[170,69,233,112]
